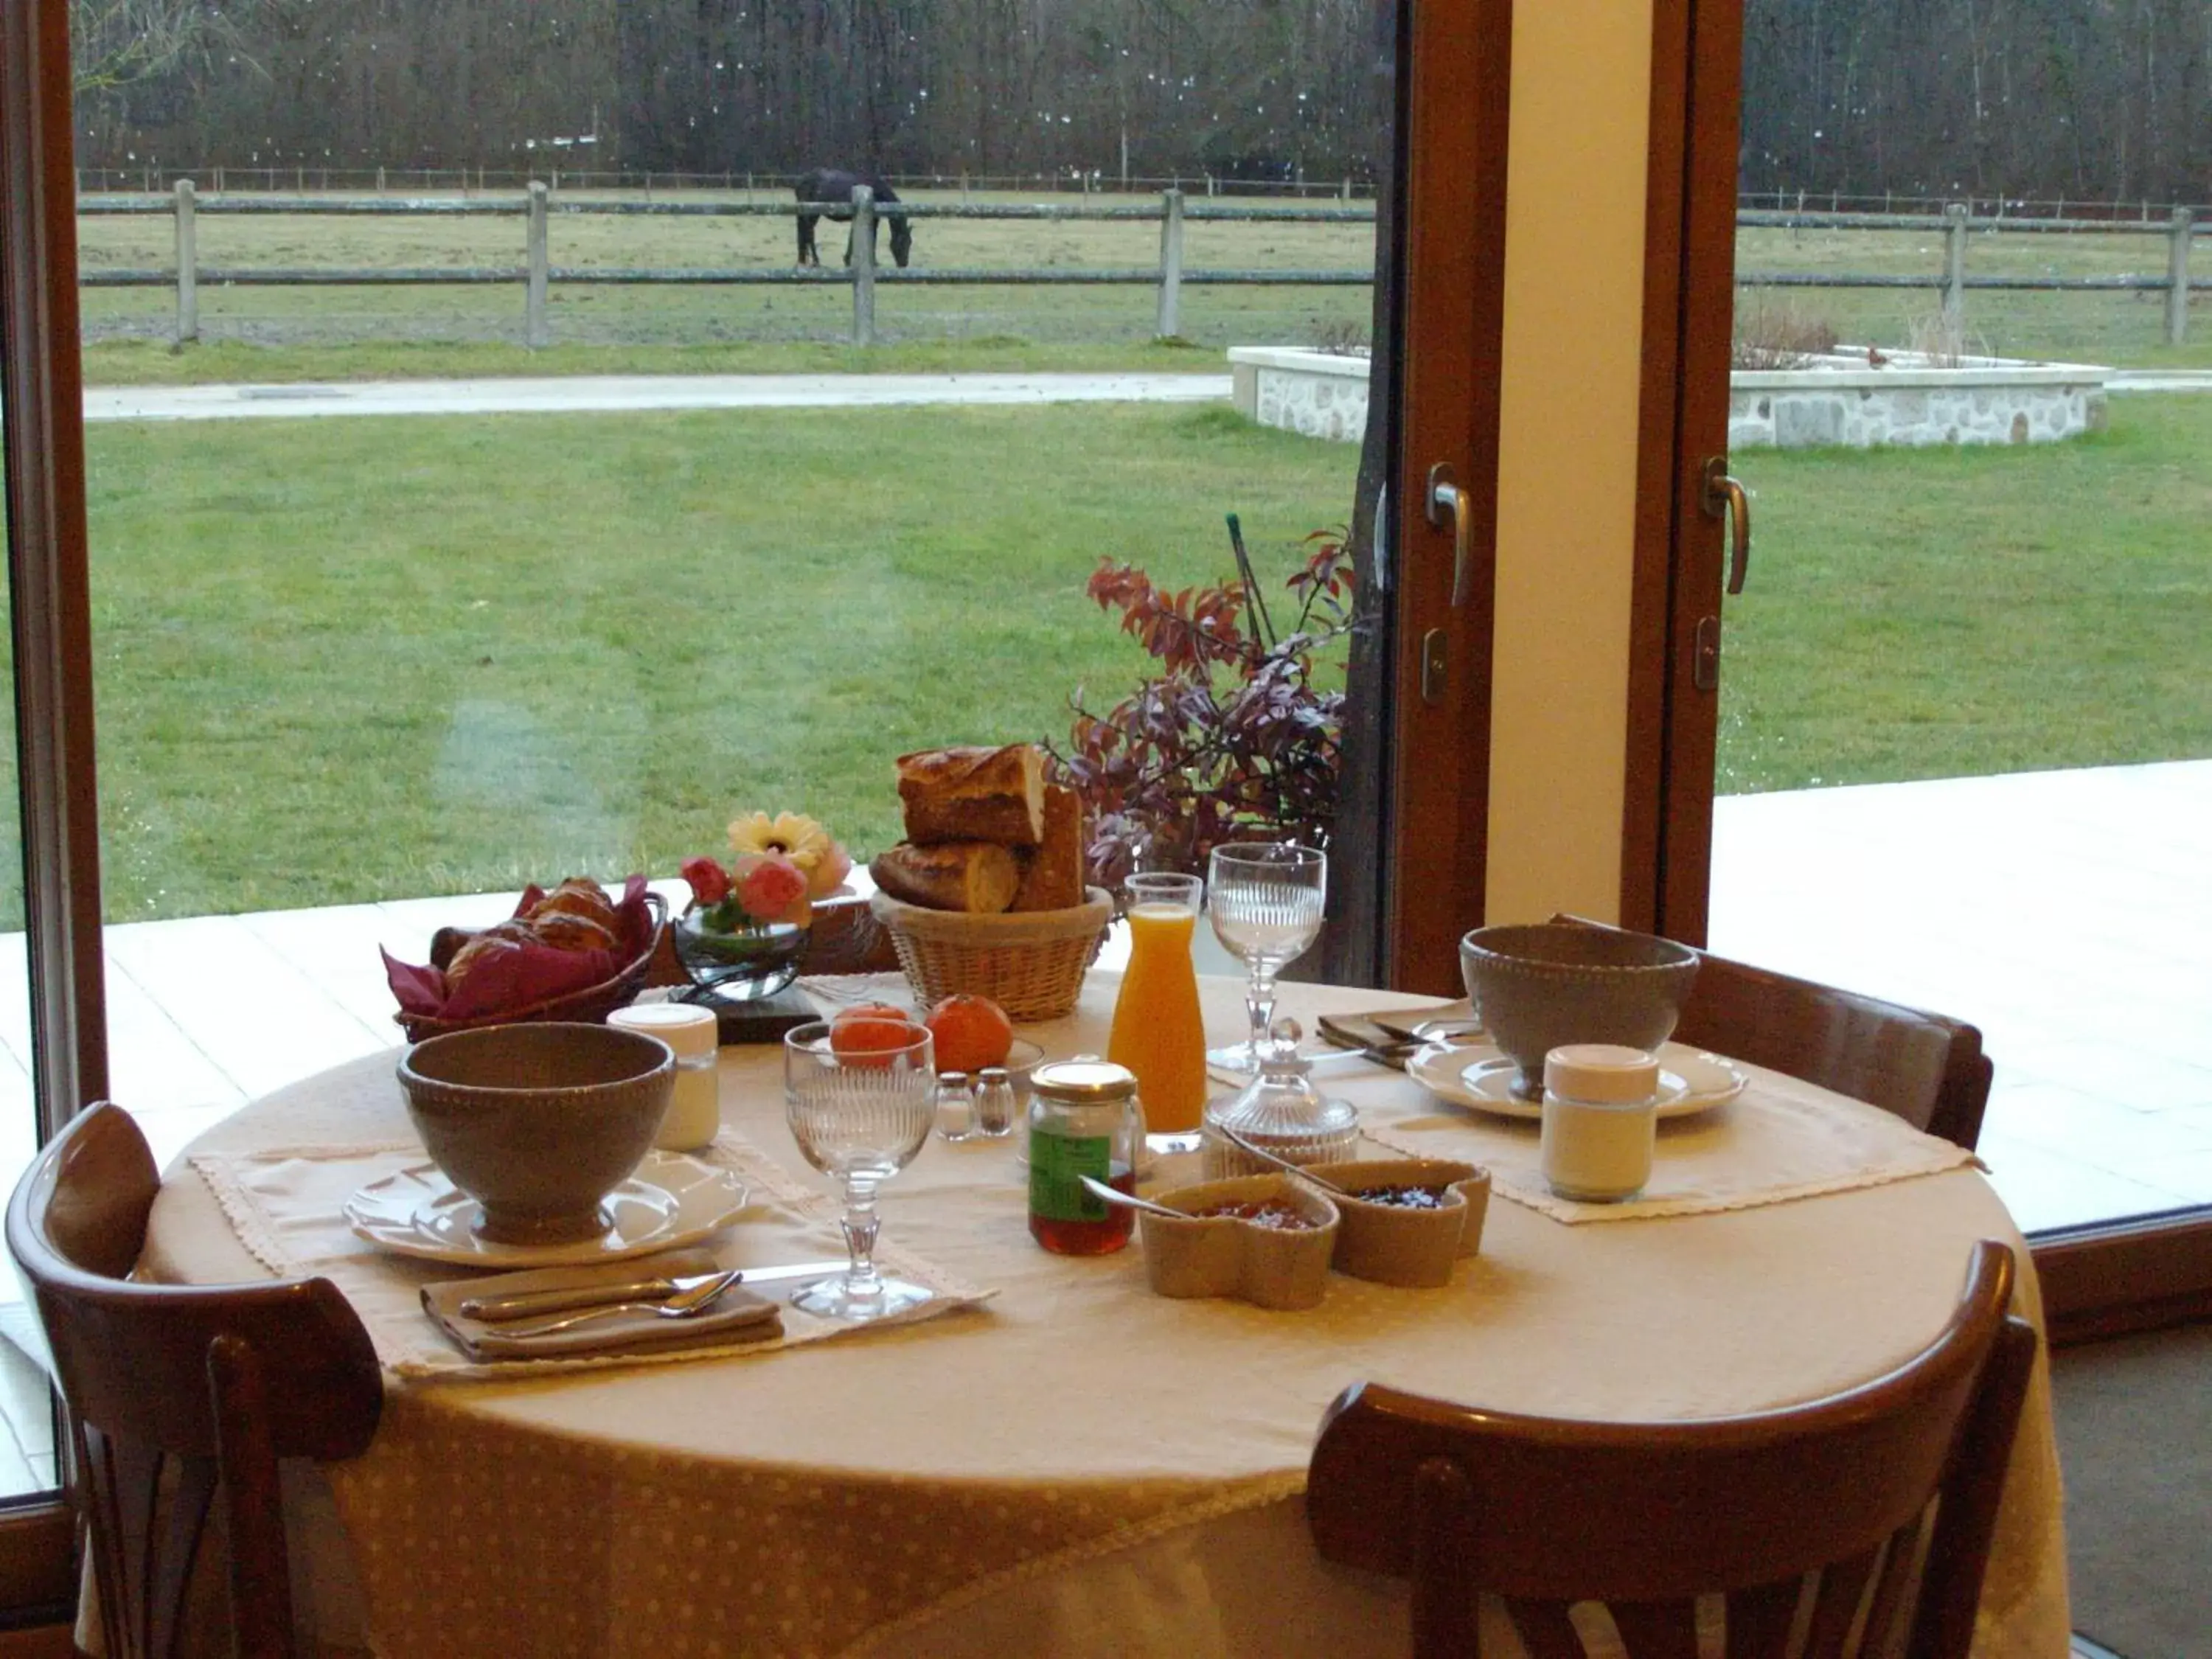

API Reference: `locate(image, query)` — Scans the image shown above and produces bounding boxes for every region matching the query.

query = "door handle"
[1425,463,1473,607]
[1700,457,1750,594]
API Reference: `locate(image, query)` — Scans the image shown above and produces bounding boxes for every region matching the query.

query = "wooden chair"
[1307,1239,2037,1659]
[4,1102,382,1659]
[1550,915,1994,1149]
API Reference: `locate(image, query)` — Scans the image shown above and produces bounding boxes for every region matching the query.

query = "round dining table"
[139,972,2070,1658]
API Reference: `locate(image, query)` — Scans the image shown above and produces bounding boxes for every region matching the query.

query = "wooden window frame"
[1,0,112,1618]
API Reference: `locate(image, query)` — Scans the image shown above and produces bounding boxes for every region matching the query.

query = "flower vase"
[672,909,810,1004]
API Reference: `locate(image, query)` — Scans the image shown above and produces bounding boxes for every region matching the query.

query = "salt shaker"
[1540,1044,1661,1202]
[933,1071,975,1142]
[973,1067,1018,1138]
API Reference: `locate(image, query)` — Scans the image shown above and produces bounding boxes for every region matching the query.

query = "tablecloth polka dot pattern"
[330,1388,1281,1658]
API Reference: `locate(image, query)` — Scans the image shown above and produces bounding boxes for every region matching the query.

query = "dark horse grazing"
[793,168,913,269]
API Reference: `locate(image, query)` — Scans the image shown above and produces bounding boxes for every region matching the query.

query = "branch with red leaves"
[1051,528,1359,891]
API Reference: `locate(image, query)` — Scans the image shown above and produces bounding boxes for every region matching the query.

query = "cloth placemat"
[189,1127,996,1378]
[1362,1056,1978,1222]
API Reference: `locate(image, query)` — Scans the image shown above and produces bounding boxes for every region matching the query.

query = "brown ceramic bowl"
[1326,1159,1492,1288]
[1459,923,1700,1102]
[397,1021,675,1245]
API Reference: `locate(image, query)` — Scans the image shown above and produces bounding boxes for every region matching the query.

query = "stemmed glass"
[782,1020,938,1321]
[1205,841,1327,1071]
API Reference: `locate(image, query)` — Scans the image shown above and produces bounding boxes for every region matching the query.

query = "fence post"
[1155,187,1184,339]
[173,178,198,344]
[851,185,877,347]
[2166,206,2193,347]
[1943,201,1969,336]
[526,181,550,348]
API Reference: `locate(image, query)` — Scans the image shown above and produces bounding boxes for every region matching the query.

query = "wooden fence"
[84,184,1371,347]
[79,189,2209,349]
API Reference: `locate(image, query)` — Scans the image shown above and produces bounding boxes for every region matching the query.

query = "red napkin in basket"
[383,875,654,1023]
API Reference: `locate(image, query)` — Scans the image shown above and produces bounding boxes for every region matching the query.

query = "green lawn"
[8,392,2204,929]
[74,400,1360,923]
[1716,394,2212,791]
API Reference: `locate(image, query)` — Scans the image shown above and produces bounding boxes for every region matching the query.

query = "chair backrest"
[5,1103,382,1659]
[1307,1239,2038,1659]
[1550,916,1993,1149]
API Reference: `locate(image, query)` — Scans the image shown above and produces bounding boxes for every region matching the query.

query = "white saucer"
[345,1152,751,1267]
[1407,1041,1747,1121]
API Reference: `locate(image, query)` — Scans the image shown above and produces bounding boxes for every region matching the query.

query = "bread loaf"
[869,841,1023,914]
[897,745,1045,846]
[1010,783,1087,911]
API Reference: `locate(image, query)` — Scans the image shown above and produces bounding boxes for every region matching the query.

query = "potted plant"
[1052,521,1355,894]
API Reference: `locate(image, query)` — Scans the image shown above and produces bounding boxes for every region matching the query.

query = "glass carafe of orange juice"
[1108,872,1208,1148]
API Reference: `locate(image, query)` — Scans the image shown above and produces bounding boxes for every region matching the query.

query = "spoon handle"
[1219,1125,1349,1192]
[1077,1174,1186,1220]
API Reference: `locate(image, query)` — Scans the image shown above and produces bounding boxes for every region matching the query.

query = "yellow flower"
[727,811,852,897]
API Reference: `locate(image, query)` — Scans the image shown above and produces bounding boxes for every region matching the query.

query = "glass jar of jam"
[1026,1059,1142,1256]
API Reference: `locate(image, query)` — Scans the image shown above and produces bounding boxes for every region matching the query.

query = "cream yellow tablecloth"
[139,975,2070,1659]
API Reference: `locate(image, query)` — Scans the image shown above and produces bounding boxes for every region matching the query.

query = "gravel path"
[83,371,1234,423]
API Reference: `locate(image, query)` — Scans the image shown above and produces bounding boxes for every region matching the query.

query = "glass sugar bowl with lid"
[1201,1018,1360,1179]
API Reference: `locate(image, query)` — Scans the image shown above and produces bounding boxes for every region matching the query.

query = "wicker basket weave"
[870,887,1112,1022]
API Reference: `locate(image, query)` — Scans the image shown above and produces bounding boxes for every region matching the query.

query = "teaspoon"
[1076,1175,1189,1220]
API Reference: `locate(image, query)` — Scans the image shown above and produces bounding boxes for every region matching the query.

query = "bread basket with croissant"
[384,876,669,1042]
[867,745,1109,1021]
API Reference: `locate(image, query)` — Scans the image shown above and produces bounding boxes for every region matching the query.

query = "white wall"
[1484,0,1654,925]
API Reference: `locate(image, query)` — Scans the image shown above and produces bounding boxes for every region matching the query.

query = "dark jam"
[1029,1161,1135,1256]
[1349,1184,1453,1210]
[1188,1200,1318,1231]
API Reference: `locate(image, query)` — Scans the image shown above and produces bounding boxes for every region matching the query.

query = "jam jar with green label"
[1026,1058,1142,1255]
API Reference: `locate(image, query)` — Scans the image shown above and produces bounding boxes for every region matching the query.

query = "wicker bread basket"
[869,887,1112,1022]
[397,893,669,1043]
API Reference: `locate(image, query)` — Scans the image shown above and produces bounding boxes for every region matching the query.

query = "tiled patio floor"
[0,757,2203,1498]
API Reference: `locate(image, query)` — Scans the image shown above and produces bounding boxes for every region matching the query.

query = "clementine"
[925,993,1015,1074]
[829,1003,925,1061]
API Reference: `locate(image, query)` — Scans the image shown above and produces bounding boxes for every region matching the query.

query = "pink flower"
[806,838,855,898]
[681,855,731,907]
[733,853,810,925]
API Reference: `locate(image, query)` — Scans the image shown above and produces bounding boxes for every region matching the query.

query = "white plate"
[345,1152,751,1267]
[1406,1041,1747,1121]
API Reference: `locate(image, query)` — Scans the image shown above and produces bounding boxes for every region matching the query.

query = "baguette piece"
[1011,783,1087,911]
[869,841,1022,914]
[897,745,1046,847]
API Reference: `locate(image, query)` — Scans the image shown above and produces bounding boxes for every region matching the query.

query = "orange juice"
[1108,902,1208,1133]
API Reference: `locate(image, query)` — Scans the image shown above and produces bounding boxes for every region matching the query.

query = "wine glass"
[1205,841,1326,1071]
[782,1020,938,1321]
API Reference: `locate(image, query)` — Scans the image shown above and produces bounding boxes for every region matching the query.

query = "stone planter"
[1229,342,2110,452]
[1228,346,1371,442]
[1729,349,2110,450]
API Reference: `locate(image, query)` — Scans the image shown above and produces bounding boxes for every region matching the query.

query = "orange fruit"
[925,993,1015,1074]
[829,1004,925,1063]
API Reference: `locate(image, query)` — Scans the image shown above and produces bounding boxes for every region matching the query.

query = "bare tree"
[70,0,257,92]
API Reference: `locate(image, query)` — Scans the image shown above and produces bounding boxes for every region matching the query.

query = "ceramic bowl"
[1459,922,1701,1102]
[1135,1174,1340,1311]
[397,1021,675,1246]
[1324,1159,1491,1288]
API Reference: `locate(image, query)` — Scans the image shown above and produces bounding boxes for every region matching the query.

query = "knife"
[461,1262,847,1322]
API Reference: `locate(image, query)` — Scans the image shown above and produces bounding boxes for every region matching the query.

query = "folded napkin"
[421,1246,782,1364]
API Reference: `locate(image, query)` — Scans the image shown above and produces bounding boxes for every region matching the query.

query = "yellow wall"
[1485,0,1653,925]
